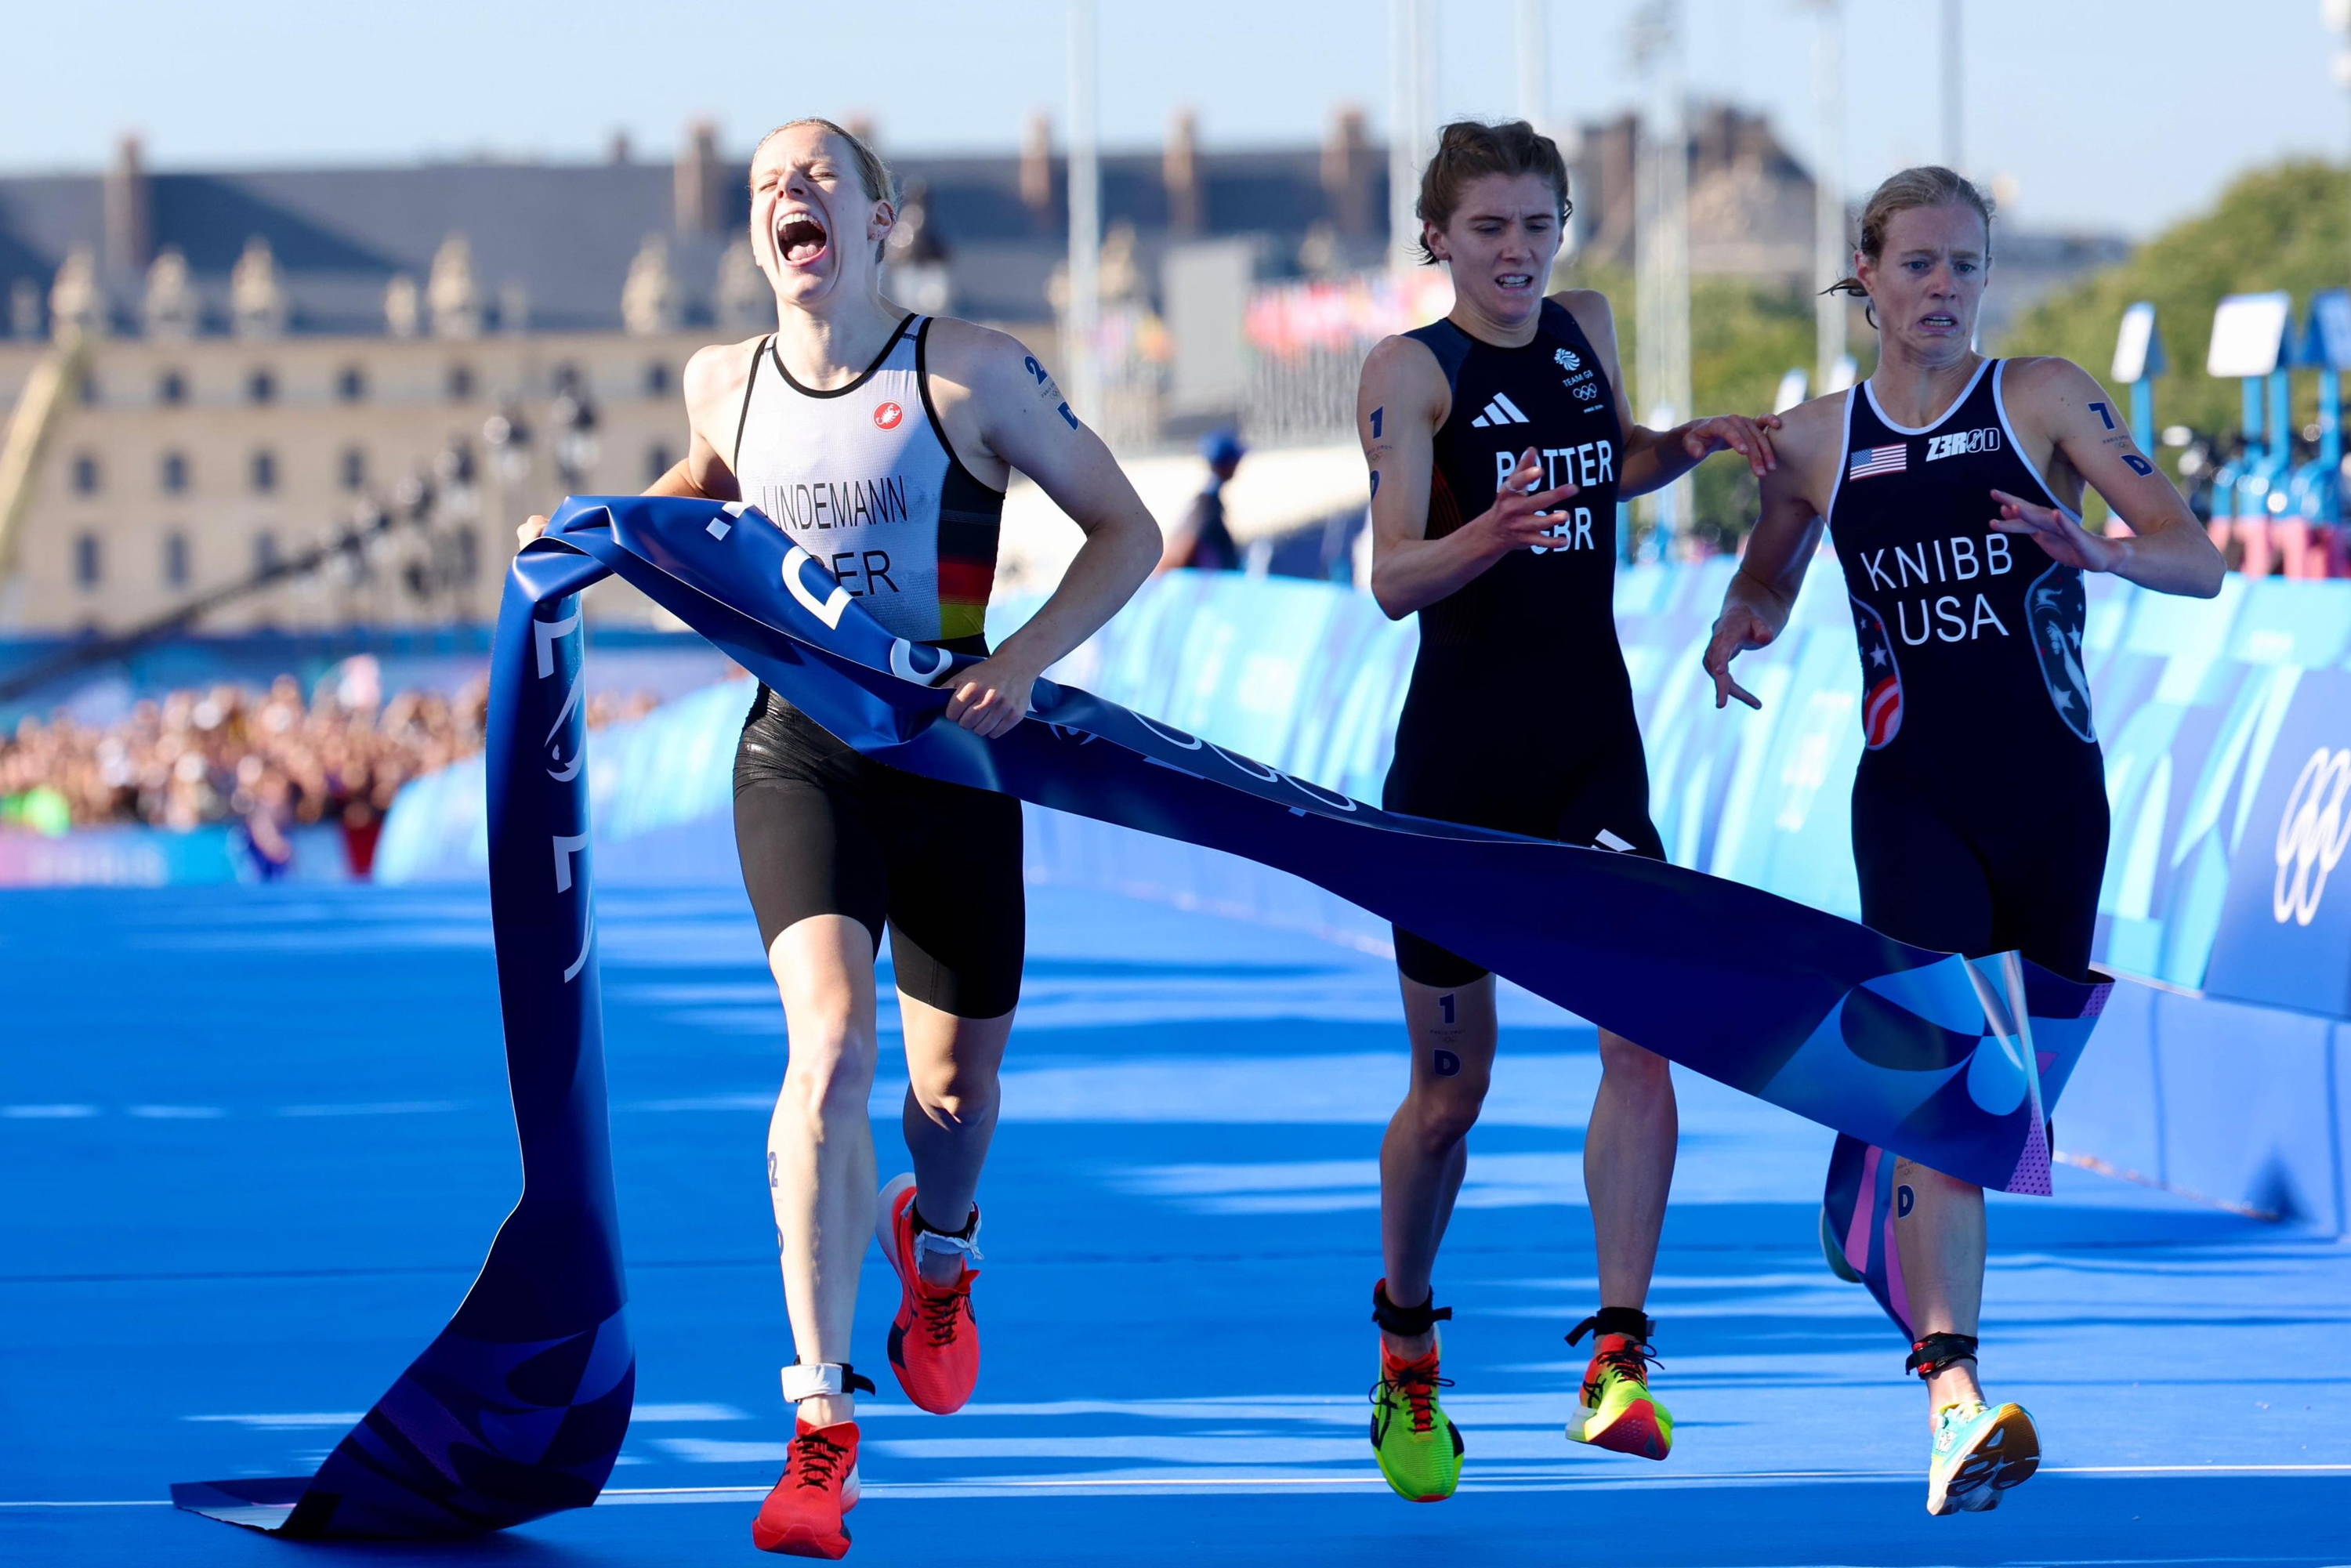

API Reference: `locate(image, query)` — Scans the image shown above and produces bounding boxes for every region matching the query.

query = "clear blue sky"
[5,0,2342,237]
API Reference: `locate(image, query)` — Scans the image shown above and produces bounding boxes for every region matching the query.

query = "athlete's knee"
[906,1057,1000,1129]
[777,1028,878,1127]
[1404,1077,1489,1150]
[1598,1031,1672,1091]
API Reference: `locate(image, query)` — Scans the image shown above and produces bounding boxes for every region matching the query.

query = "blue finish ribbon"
[175,496,2109,1535]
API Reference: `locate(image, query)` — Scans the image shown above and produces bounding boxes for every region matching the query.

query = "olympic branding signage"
[2273,746,2351,928]
[2205,671,2351,1018]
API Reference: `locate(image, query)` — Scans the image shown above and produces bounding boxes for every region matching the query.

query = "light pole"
[1631,0,1690,553]
[1517,0,1547,134]
[1388,0,1437,274]
[1065,0,1101,421]
[2328,2,2351,281]
[1806,0,1847,392]
[1942,0,1964,171]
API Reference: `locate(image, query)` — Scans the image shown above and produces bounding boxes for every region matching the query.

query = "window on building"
[247,368,276,405]
[551,361,584,396]
[251,451,278,494]
[644,361,669,397]
[254,531,281,577]
[337,365,367,403]
[158,369,187,406]
[162,531,190,589]
[71,453,100,494]
[74,532,101,589]
[451,526,480,585]
[645,444,674,484]
[78,373,100,406]
[339,447,367,493]
[447,364,476,401]
[160,451,190,494]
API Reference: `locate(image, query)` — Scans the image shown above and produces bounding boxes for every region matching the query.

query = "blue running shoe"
[1926,1400,2040,1515]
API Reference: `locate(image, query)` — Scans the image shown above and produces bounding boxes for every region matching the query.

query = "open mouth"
[1497,273,1536,291]
[1921,312,1960,331]
[777,214,829,267]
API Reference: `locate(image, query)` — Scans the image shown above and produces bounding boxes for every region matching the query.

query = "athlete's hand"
[1989,488,2125,574]
[1470,447,1579,557]
[516,514,550,549]
[1702,600,1779,710]
[944,654,1038,740]
[1680,415,1782,479]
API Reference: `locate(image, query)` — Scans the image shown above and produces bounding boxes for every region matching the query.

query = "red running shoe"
[876,1173,981,1414]
[751,1418,861,1559]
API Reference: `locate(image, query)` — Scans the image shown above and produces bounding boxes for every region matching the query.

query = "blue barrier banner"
[2204,669,2351,1018]
[180,496,2106,1537]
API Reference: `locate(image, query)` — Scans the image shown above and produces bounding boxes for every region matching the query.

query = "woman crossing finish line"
[1352,118,1781,1503]
[1704,166,2222,1517]
[520,119,1159,1559]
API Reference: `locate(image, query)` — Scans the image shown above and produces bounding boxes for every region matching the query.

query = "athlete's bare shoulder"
[681,336,763,437]
[1995,353,2100,414]
[909,314,1037,400]
[1549,287,1618,341]
[1358,333,1448,425]
[1765,389,1851,512]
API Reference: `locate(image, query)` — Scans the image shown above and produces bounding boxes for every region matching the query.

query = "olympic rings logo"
[2273,746,2351,927]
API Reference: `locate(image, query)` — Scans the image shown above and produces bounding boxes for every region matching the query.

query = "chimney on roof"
[1020,111,1056,233]
[676,120,726,235]
[844,113,878,148]
[1321,106,1375,237]
[608,129,633,165]
[104,134,154,275]
[1164,109,1203,237]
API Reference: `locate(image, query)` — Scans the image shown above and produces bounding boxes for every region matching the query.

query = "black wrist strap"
[1904,1332,1980,1379]
[1371,1280,1452,1337]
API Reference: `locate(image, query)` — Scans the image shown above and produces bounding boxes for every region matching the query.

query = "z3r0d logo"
[2273,746,2351,926]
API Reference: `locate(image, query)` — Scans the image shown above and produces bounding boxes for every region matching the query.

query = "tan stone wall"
[0,328,734,634]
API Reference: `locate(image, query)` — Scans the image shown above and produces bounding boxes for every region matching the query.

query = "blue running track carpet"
[2,882,2345,1565]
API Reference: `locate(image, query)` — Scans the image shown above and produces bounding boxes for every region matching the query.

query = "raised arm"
[933,323,1162,736]
[1702,396,1838,710]
[1990,357,2224,599]
[1560,290,1780,498]
[1359,334,1571,619]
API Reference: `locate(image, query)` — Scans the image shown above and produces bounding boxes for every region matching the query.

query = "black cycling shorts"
[1850,750,2107,982]
[1381,737,1665,989]
[733,686,1025,1019]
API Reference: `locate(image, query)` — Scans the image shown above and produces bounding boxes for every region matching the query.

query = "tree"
[1999,160,2351,445]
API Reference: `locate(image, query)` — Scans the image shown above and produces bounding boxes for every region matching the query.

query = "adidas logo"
[1469,393,1531,428]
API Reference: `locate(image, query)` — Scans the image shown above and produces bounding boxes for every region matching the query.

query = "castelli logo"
[2273,746,2351,926]
[873,401,904,430]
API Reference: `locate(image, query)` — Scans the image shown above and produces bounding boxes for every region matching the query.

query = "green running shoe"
[1564,1316,1672,1461]
[1926,1400,2040,1515]
[1370,1340,1462,1502]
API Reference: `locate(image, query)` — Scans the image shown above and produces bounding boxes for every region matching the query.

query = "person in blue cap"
[1161,429,1246,571]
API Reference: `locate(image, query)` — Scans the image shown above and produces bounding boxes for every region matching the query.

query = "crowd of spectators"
[0,664,661,872]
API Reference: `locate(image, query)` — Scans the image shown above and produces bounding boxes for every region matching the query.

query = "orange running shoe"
[876,1173,982,1414]
[1565,1309,1673,1461]
[752,1418,862,1559]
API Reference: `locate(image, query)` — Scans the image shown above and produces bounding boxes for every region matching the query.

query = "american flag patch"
[1847,444,1908,480]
